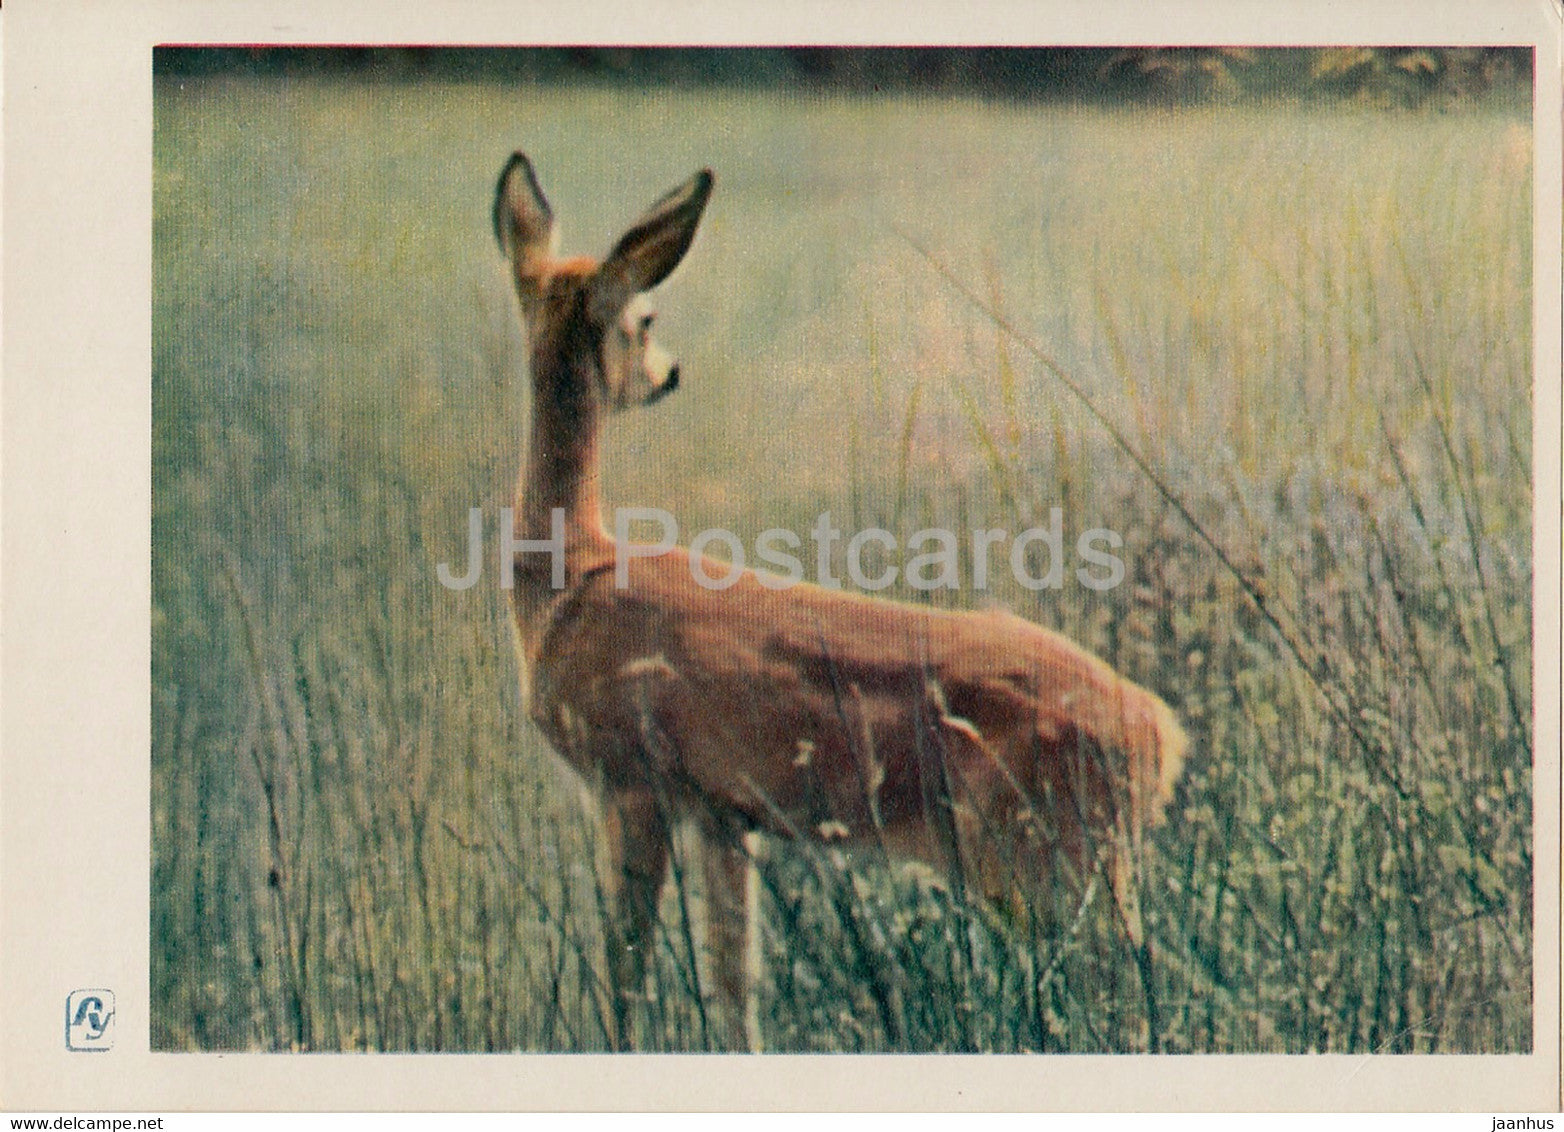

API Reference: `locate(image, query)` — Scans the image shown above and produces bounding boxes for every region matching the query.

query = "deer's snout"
[646,364,680,404]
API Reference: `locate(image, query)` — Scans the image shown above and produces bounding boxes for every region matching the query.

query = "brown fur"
[493,152,1188,1050]
[518,543,1186,885]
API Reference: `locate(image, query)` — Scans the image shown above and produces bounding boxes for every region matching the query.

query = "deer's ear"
[591,168,713,318]
[494,152,558,278]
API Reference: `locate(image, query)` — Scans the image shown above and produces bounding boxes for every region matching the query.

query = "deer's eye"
[638,314,655,340]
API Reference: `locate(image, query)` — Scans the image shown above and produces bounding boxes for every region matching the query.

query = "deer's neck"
[518,352,612,557]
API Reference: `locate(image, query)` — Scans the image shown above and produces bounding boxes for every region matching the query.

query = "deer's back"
[525,548,1186,851]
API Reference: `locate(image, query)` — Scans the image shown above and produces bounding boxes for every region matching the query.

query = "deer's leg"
[600,787,670,1052]
[699,831,759,1052]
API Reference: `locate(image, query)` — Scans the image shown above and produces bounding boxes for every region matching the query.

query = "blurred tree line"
[156,46,1530,110]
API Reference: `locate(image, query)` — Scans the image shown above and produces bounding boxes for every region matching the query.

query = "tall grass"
[152,78,1532,1052]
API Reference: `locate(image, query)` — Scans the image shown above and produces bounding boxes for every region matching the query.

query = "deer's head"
[494,153,713,414]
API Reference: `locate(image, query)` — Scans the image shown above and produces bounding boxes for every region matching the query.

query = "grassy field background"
[151,75,1533,1052]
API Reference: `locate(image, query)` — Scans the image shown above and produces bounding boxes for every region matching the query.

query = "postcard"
[2,0,1559,1112]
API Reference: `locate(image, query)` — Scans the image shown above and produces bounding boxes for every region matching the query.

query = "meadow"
[151,75,1534,1052]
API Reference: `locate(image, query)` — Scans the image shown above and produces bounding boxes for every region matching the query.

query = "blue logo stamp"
[66,989,114,1051]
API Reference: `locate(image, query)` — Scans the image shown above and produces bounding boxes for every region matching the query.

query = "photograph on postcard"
[150,47,1536,1055]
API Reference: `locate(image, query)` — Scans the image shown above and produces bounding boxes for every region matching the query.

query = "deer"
[492,152,1189,1052]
